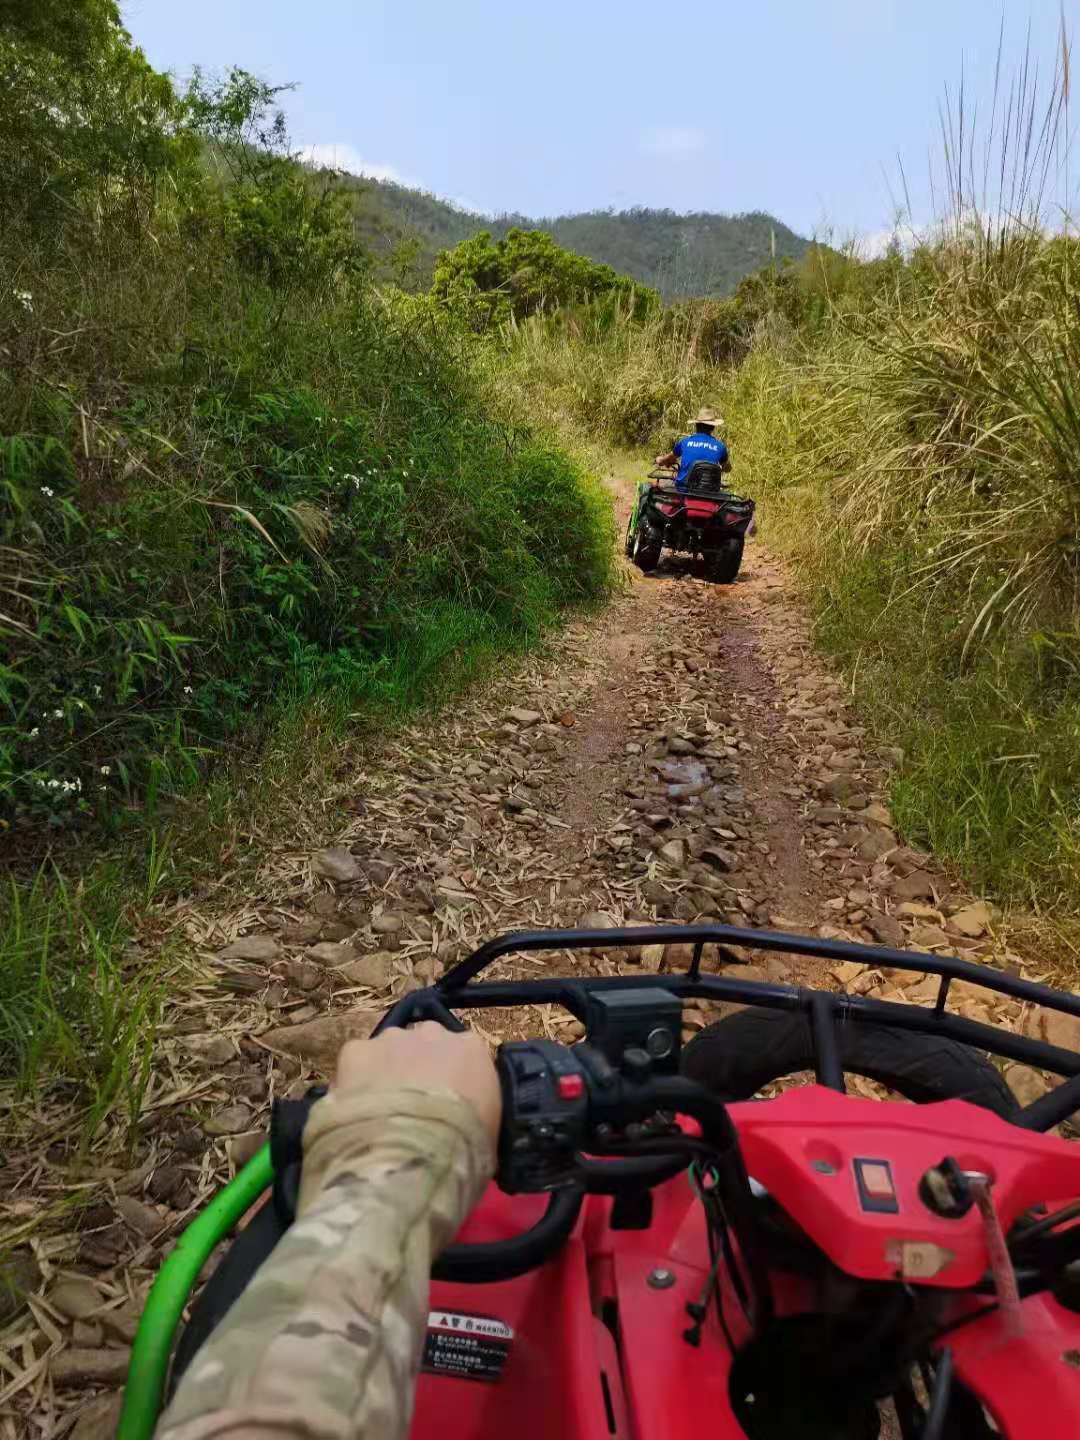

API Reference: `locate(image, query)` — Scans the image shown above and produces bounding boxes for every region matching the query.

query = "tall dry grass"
[724,31,1080,917]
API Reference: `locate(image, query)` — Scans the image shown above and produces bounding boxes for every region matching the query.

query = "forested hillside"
[315,169,810,297]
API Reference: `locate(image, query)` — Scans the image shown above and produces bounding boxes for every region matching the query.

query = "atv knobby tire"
[624,515,636,558]
[682,1007,1019,1118]
[704,537,743,584]
[634,535,662,572]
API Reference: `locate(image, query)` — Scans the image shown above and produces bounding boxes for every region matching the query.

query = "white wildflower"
[29,727,39,738]
[100,765,111,776]
[52,708,63,718]
[40,486,54,498]
[13,290,32,312]
[183,685,193,695]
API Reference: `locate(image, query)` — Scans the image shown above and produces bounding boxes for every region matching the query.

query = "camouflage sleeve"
[157,1086,496,1440]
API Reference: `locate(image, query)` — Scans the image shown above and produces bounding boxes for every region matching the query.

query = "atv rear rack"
[378,924,1080,1133]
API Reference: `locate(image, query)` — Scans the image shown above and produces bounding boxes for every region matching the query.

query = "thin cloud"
[857,225,905,258]
[300,143,491,212]
[298,142,416,188]
[639,126,707,157]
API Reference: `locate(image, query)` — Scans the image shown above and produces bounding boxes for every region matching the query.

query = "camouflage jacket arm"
[157,1086,496,1440]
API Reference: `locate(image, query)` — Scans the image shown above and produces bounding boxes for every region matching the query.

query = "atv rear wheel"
[623,514,636,558]
[704,537,743,584]
[634,534,662,572]
[682,1007,1019,1118]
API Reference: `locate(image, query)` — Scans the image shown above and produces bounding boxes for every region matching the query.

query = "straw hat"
[689,406,724,429]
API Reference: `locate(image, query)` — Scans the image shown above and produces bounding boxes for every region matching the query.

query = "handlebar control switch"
[496,1040,591,1193]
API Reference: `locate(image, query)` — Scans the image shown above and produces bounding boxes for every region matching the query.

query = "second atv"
[626,463,755,584]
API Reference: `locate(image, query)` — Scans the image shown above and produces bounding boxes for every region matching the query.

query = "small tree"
[432,227,657,329]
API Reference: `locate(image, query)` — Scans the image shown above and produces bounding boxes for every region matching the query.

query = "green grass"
[0,862,162,1143]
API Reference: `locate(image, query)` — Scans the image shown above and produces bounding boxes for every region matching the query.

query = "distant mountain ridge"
[324,170,811,298]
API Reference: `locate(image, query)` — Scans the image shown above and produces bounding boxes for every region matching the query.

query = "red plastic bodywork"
[656,497,720,524]
[410,1090,1080,1440]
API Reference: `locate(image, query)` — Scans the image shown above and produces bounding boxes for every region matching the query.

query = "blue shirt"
[673,433,728,488]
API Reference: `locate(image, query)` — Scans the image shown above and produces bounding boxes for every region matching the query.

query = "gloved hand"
[335,1022,502,1144]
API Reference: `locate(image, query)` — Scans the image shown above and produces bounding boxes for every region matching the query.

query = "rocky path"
[5,464,1072,1438]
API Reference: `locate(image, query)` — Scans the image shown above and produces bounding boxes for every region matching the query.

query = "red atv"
[121,924,1080,1440]
[626,465,756,583]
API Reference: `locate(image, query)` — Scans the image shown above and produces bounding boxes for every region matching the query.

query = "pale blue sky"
[122,1,1073,242]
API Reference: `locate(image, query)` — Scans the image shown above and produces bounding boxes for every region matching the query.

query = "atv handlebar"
[122,923,1080,1440]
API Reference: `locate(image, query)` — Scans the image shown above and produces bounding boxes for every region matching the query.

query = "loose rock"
[202,1105,252,1138]
[306,940,357,966]
[114,1195,164,1238]
[99,1302,140,1344]
[700,846,737,873]
[311,847,360,883]
[907,923,949,951]
[48,1277,103,1321]
[52,1348,132,1388]
[1004,1064,1050,1108]
[830,961,867,987]
[0,1253,41,1323]
[866,912,904,948]
[892,870,936,902]
[372,912,404,936]
[948,901,993,939]
[228,1131,266,1168]
[336,952,396,989]
[70,1393,124,1440]
[188,1035,234,1065]
[216,936,280,962]
[261,1012,380,1075]
[579,910,615,929]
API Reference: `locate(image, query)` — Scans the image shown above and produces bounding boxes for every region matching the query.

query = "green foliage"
[0,0,185,233]
[0,2,615,1112]
[0,863,161,1139]
[303,164,811,298]
[541,209,811,300]
[432,227,657,329]
[184,67,365,292]
[721,219,1080,911]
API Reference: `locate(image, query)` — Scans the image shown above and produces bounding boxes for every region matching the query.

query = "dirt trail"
[6,458,1060,1438]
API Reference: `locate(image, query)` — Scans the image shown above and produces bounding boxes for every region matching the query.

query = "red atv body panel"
[411,1090,1080,1440]
[656,497,721,524]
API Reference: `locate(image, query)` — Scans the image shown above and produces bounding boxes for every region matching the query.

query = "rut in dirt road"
[12,469,1071,1439]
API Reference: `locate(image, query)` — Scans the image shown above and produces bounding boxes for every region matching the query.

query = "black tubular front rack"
[377,924,1080,1133]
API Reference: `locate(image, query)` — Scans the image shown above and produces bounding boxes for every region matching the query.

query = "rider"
[158,1024,500,1440]
[654,406,731,489]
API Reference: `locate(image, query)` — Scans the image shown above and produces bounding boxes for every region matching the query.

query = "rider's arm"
[653,440,680,482]
[157,1026,500,1440]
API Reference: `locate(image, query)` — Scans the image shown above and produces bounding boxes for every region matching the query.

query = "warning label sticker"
[422,1310,514,1382]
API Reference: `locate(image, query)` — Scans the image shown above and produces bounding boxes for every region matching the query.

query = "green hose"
[117,1144,274,1440]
